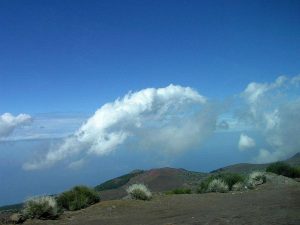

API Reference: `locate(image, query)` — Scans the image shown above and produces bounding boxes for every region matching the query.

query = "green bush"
[219,173,245,190]
[266,162,300,178]
[23,196,59,219]
[166,188,192,195]
[198,172,244,193]
[297,166,300,175]
[126,184,152,200]
[198,176,215,193]
[57,186,100,211]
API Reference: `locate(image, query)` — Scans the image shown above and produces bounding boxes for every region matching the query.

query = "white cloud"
[23,84,217,170]
[240,75,300,162]
[243,82,269,105]
[0,113,32,139]
[238,133,256,151]
[291,75,300,85]
[68,159,86,170]
[254,149,279,163]
[9,113,87,140]
[242,76,287,116]
[21,75,300,168]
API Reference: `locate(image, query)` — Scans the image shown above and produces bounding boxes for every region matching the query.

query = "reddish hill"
[99,167,206,201]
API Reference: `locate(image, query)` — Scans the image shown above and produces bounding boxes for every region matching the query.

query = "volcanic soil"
[23,174,300,225]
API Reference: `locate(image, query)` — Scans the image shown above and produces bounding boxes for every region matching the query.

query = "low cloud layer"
[0,113,32,139]
[240,75,300,162]
[23,84,218,170]
[11,113,87,140]
[22,75,300,169]
[238,133,255,151]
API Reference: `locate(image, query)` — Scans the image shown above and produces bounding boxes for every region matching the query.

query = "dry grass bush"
[207,179,229,193]
[22,196,59,219]
[126,184,152,200]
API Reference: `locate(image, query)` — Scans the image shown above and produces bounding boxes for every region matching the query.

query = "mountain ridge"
[211,152,300,174]
[96,153,300,200]
[1,152,299,210]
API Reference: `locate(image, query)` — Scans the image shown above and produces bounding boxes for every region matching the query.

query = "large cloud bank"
[0,113,32,139]
[23,84,218,170]
[21,75,300,169]
[240,75,300,162]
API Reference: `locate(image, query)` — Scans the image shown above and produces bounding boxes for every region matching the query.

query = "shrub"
[166,188,192,195]
[198,176,215,193]
[266,162,300,178]
[207,179,229,193]
[247,171,266,189]
[232,182,245,191]
[297,167,300,175]
[197,172,244,193]
[57,186,100,211]
[218,173,245,190]
[126,184,152,200]
[22,196,59,219]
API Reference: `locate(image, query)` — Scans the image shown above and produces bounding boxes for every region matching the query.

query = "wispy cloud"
[67,158,86,170]
[254,149,279,163]
[239,75,300,162]
[0,113,32,139]
[4,113,87,141]
[23,84,219,170]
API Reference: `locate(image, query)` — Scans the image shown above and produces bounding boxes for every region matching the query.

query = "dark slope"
[211,152,300,174]
[95,170,144,191]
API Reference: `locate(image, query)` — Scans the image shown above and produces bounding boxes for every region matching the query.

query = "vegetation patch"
[232,182,245,191]
[266,162,300,178]
[0,203,23,212]
[126,184,152,200]
[57,186,100,211]
[22,196,59,220]
[198,172,245,193]
[247,171,266,189]
[165,188,192,195]
[207,179,229,193]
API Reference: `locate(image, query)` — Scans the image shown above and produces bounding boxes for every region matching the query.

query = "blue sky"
[1,0,300,114]
[0,0,300,205]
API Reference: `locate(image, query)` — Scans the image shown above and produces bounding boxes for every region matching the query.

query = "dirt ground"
[23,178,300,225]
